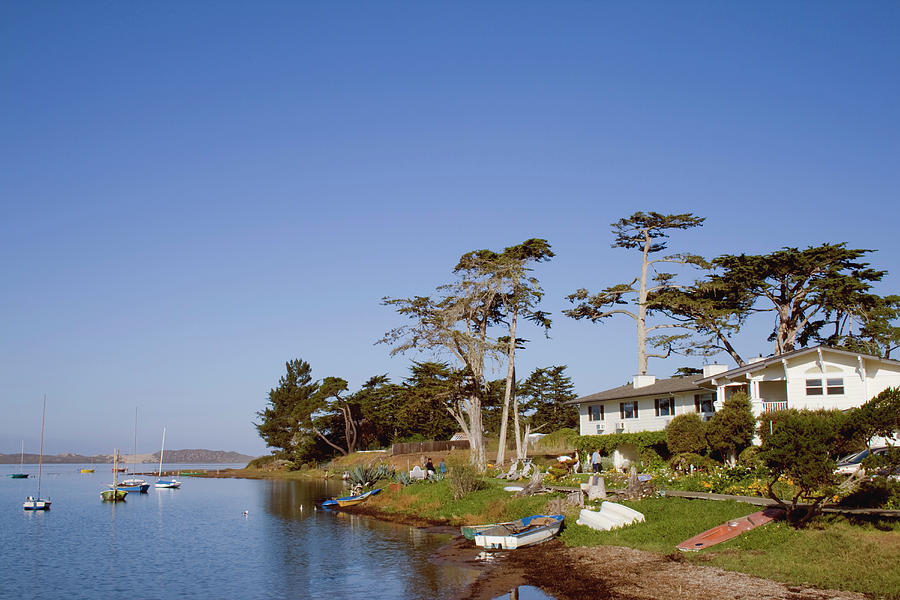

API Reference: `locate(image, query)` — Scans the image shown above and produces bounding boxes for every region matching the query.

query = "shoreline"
[210,468,872,600]
[338,504,867,600]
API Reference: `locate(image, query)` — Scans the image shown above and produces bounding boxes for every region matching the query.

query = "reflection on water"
[2,468,553,599]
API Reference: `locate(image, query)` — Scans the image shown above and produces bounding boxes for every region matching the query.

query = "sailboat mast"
[132,407,137,476]
[37,395,46,499]
[20,440,24,470]
[158,427,166,477]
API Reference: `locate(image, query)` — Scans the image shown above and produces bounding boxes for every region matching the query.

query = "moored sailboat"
[9,441,29,478]
[115,408,149,493]
[101,449,128,502]
[23,397,51,510]
[154,427,181,489]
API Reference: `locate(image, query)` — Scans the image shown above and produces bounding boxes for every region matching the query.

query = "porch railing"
[761,400,788,413]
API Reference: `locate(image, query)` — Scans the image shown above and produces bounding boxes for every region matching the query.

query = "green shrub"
[840,477,900,509]
[706,391,755,464]
[759,410,840,525]
[738,445,762,468]
[536,428,580,452]
[670,452,716,472]
[449,465,486,500]
[347,463,395,487]
[666,413,707,454]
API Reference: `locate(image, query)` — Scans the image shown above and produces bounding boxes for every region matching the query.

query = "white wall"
[578,391,705,436]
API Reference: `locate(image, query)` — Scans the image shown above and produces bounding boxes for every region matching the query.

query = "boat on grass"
[473,514,564,550]
[23,396,51,511]
[154,427,181,489]
[9,441,29,478]
[676,507,783,552]
[576,501,645,531]
[321,488,382,508]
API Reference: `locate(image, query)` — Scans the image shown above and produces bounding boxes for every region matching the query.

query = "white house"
[571,346,900,438]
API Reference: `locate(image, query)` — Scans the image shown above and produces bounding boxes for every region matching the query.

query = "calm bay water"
[1,464,550,600]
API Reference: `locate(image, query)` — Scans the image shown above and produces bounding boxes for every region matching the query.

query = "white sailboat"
[8,441,28,478]
[154,427,181,489]
[23,396,50,510]
[117,407,149,493]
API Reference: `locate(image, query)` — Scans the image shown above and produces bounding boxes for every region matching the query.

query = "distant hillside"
[0,449,255,464]
[144,449,255,464]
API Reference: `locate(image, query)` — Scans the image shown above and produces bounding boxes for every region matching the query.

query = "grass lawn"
[369,478,550,524]
[562,496,900,599]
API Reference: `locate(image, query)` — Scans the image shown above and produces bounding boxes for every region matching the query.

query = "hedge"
[576,431,669,465]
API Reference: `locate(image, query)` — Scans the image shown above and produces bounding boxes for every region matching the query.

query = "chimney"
[702,364,728,377]
[633,374,656,389]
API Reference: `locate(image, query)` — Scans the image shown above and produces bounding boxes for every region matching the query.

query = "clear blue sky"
[2,2,898,456]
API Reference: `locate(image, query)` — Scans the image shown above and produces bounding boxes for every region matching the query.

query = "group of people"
[422,456,446,476]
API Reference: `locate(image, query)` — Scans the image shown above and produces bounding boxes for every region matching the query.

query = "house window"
[655,397,674,417]
[826,378,844,395]
[694,393,715,413]
[806,379,824,395]
[588,405,604,421]
[620,401,639,419]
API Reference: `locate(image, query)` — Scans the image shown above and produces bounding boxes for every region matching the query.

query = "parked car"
[834,447,890,475]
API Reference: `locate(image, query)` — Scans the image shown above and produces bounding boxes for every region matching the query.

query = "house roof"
[695,345,900,385]
[567,375,705,405]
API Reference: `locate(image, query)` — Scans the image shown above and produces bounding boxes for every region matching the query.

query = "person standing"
[591,449,602,473]
[425,457,435,476]
[439,458,446,475]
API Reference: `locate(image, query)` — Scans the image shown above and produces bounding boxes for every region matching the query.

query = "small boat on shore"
[676,507,783,552]
[473,514,564,550]
[461,520,520,541]
[321,488,381,508]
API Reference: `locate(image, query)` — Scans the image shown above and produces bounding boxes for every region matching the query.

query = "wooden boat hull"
[474,514,564,550]
[461,520,519,541]
[101,489,128,502]
[677,508,783,552]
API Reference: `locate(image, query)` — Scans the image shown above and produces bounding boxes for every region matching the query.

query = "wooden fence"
[391,440,470,456]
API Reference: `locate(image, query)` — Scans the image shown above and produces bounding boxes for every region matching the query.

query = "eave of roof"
[568,376,705,405]
[695,345,900,385]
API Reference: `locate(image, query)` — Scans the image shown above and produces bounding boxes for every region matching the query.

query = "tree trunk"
[636,229,651,374]
[496,307,519,467]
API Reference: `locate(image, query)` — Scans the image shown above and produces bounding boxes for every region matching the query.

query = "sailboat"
[9,441,29,478]
[23,396,51,510]
[116,406,150,494]
[101,449,127,502]
[116,408,149,493]
[81,457,95,474]
[154,428,181,489]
